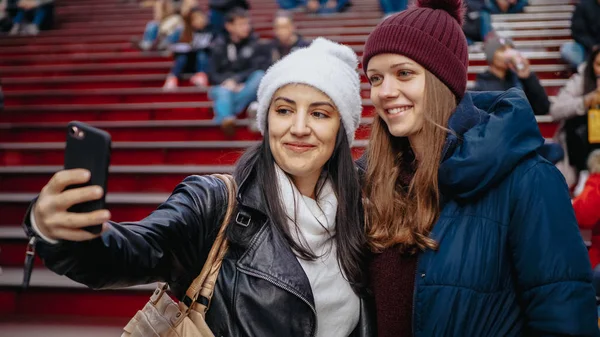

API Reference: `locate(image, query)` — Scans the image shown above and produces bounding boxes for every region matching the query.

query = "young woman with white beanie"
[21,38,375,337]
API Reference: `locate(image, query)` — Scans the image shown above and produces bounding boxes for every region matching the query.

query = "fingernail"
[95,187,103,195]
[83,171,91,179]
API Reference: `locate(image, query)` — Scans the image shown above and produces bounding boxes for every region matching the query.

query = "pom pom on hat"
[310,37,358,70]
[255,38,362,144]
[416,0,465,26]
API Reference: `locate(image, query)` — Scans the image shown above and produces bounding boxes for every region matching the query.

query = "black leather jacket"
[23,174,375,337]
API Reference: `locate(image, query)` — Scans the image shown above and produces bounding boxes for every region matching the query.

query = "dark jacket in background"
[208,33,270,85]
[269,34,310,64]
[23,173,375,337]
[571,0,600,53]
[473,70,550,115]
[171,28,214,54]
[466,0,486,12]
[208,0,249,11]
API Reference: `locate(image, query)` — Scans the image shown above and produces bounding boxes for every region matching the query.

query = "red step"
[0,52,167,67]
[3,88,211,105]
[0,289,149,318]
[0,166,231,194]
[0,121,267,142]
[0,140,368,166]
[1,74,175,91]
[1,63,169,78]
[0,101,218,122]
[1,42,137,56]
[0,35,147,47]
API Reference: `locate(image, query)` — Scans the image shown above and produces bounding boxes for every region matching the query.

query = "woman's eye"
[276,108,292,115]
[369,75,382,84]
[312,111,329,119]
[398,70,412,78]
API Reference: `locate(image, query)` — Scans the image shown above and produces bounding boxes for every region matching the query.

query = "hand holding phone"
[33,169,111,241]
[32,122,112,241]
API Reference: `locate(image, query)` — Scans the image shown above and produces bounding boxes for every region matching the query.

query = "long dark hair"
[583,47,600,95]
[180,8,204,44]
[230,123,367,294]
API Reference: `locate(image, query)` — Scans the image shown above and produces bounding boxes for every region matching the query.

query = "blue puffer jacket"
[413,89,598,336]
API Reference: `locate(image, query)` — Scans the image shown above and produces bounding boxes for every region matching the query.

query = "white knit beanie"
[256,37,362,144]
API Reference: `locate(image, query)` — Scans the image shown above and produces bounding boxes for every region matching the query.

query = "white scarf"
[275,165,360,337]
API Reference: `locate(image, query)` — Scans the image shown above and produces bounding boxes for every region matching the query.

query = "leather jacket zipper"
[238,267,318,337]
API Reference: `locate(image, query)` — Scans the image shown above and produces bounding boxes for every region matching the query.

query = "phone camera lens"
[70,126,85,139]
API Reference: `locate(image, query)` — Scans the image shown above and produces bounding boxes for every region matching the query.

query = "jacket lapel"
[236,220,315,308]
[234,172,316,309]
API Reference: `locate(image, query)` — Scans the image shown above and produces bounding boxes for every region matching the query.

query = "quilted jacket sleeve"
[508,160,599,336]
[23,175,229,290]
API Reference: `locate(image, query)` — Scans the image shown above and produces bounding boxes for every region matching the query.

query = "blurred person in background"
[135,0,183,52]
[208,7,269,136]
[488,0,527,14]
[243,11,309,131]
[306,0,351,14]
[209,0,249,34]
[573,149,600,269]
[379,0,407,16]
[268,11,309,63]
[0,0,10,32]
[9,0,54,35]
[277,0,305,10]
[474,36,550,116]
[561,0,600,69]
[462,0,494,46]
[277,0,350,14]
[0,0,11,33]
[474,36,562,164]
[550,47,600,189]
[163,7,214,90]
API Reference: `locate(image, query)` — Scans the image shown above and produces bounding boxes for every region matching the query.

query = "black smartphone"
[64,121,112,234]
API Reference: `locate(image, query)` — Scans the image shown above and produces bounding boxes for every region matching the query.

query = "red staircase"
[0,0,577,330]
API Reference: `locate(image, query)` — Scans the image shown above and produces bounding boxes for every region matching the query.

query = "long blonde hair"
[364,70,458,253]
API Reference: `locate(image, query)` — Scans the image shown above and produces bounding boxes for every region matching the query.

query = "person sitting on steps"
[244,11,309,133]
[208,7,269,136]
[9,0,54,35]
[163,7,214,91]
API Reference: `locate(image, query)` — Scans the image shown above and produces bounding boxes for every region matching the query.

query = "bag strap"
[182,173,237,313]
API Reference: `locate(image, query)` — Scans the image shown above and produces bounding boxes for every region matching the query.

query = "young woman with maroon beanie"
[359,0,600,336]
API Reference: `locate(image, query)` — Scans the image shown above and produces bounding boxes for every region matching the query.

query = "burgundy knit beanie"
[362,0,469,99]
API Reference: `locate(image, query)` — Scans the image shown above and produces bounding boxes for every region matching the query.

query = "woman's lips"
[284,142,316,153]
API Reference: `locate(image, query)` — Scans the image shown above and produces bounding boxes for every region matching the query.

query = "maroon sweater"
[369,155,418,337]
[370,248,418,337]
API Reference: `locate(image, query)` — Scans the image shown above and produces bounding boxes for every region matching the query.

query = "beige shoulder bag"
[122,174,237,337]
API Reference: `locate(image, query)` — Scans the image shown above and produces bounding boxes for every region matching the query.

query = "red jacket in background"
[573,174,600,267]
